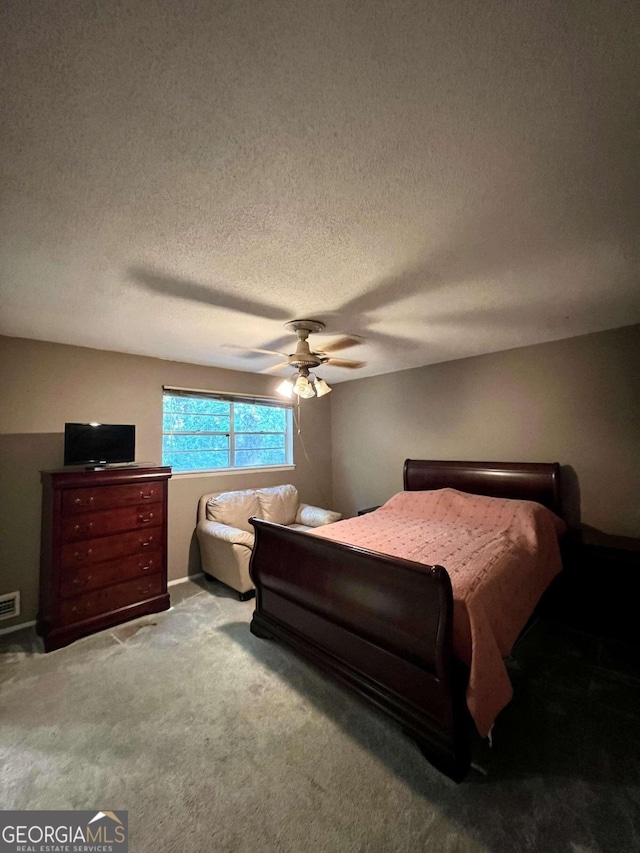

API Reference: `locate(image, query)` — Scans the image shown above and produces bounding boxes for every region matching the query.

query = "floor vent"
[0,592,20,621]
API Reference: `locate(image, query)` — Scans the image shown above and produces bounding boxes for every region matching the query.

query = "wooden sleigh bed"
[248,459,564,782]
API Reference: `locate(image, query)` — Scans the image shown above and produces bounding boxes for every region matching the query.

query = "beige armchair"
[196,484,341,599]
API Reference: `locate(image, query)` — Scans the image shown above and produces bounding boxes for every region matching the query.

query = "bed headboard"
[403,459,563,518]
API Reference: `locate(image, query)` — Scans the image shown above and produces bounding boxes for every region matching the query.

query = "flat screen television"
[64,423,136,467]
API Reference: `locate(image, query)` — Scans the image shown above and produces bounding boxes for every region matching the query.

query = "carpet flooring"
[1,577,639,853]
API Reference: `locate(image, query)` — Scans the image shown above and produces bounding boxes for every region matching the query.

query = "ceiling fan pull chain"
[292,396,332,508]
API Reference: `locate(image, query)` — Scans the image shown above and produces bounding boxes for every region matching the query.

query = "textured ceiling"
[1,0,639,383]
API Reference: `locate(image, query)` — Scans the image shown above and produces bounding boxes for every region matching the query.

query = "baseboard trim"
[0,577,203,636]
[168,572,204,588]
[0,619,36,637]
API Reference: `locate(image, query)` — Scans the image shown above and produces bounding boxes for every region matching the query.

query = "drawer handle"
[71,602,91,615]
[139,490,154,500]
[138,513,154,523]
[72,575,92,588]
[74,496,95,507]
[73,548,93,561]
[139,562,153,572]
[139,538,153,547]
[138,583,153,594]
[74,522,93,533]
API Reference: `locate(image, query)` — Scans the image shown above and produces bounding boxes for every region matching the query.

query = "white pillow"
[206,489,261,533]
[256,484,299,525]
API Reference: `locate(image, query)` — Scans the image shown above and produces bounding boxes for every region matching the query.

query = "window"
[162,388,293,473]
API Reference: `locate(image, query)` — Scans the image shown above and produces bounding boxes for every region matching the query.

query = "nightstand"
[545,534,640,644]
[357,505,381,516]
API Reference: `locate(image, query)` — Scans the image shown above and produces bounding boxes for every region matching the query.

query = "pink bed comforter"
[310,488,566,736]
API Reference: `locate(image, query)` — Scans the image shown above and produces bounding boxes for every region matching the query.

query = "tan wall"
[330,325,640,538]
[0,336,332,629]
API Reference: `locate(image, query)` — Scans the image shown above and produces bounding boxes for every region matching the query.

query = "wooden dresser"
[38,466,172,651]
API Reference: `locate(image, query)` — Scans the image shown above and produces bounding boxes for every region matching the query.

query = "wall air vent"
[0,592,20,621]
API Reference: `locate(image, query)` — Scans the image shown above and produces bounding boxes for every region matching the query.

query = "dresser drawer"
[62,482,165,515]
[61,527,162,570]
[59,573,164,625]
[59,550,163,598]
[61,502,162,542]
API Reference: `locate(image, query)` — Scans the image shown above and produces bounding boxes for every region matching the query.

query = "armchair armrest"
[197,519,255,548]
[295,503,342,528]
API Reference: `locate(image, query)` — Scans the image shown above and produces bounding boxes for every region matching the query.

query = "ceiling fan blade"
[256,334,296,354]
[324,358,366,369]
[252,348,290,357]
[222,344,289,358]
[316,336,364,353]
[261,362,291,374]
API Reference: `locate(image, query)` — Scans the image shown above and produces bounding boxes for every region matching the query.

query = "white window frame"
[162,386,294,475]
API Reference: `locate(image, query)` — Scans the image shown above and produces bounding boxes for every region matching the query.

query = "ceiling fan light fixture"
[314,377,332,397]
[293,373,315,399]
[270,321,364,399]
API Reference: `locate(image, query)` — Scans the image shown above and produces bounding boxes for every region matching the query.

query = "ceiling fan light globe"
[315,378,332,397]
[293,375,315,398]
[276,378,294,398]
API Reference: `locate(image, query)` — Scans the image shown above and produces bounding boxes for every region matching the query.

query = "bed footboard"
[248,518,470,781]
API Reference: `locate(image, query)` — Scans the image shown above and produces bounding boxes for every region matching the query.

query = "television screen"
[64,423,136,466]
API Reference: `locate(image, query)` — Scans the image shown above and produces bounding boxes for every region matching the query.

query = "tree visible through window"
[162,391,293,472]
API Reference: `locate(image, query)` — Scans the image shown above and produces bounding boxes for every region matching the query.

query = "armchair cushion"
[206,488,260,533]
[256,484,299,525]
[296,503,342,528]
[198,519,255,549]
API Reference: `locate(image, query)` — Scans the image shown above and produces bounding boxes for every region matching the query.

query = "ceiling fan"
[229,319,365,399]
